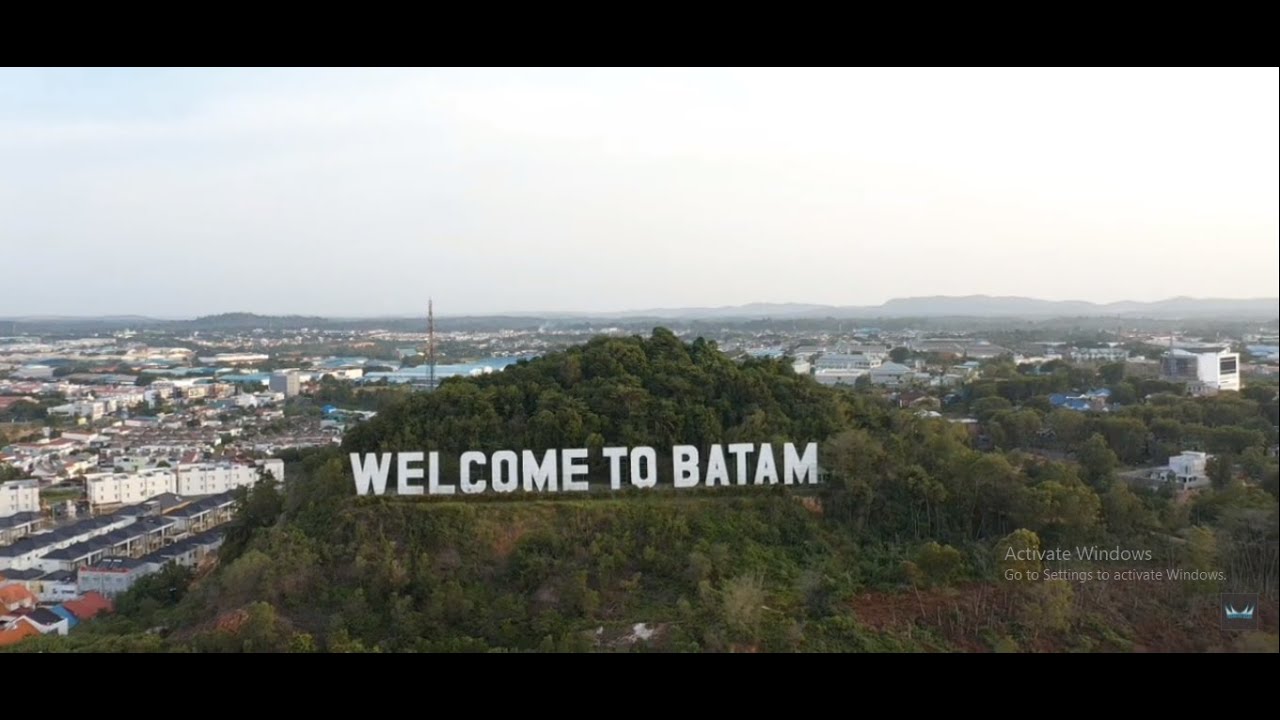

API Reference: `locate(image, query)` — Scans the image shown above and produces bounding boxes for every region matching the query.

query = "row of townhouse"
[0,511,49,546]
[84,458,284,508]
[78,530,225,597]
[0,513,138,571]
[1,492,237,597]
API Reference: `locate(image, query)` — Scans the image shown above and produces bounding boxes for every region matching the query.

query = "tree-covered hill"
[343,329,851,485]
[8,330,1277,653]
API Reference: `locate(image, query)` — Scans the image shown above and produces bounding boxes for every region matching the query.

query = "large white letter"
[784,443,819,485]
[604,447,628,490]
[522,449,559,492]
[492,450,518,493]
[673,445,699,488]
[397,452,425,496]
[706,444,730,487]
[428,451,454,495]
[562,448,589,492]
[728,443,754,486]
[754,444,779,485]
[351,453,391,496]
[630,446,657,489]
[460,451,487,494]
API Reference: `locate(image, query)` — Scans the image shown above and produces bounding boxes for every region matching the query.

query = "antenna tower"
[427,298,437,391]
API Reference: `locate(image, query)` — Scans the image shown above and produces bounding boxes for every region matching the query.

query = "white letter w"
[351,453,392,495]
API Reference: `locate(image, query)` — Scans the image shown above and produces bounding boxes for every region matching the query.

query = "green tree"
[1206,454,1234,490]
[1110,382,1137,405]
[1098,362,1126,386]
[221,477,285,564]
[1046,409,1088,447]
[1098,416,1149,464]
[1018,579,1074,639]
[972,396,1013,422]
[912,542,965,587]
[1077,433,1118,490]
[1181,526,1222,596]
[721,574,767,642]
[996,528,1042,582]
[1102,484,1157,536]
[889,347,911,364]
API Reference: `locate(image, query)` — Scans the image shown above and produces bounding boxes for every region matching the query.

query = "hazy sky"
[2,67,1277,317]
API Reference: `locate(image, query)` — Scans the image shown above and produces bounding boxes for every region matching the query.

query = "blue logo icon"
[1224,604,1255,621]
[1221,593,1260,630]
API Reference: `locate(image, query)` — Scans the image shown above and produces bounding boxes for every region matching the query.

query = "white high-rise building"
[1160,347,1241,395]
[1,479,40,518]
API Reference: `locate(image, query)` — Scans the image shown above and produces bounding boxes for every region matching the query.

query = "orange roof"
[0,621,40,647]
[62,591,113,620]
[0,585,36,607]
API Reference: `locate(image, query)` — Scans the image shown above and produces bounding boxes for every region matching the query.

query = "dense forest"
[8,330,1278,652]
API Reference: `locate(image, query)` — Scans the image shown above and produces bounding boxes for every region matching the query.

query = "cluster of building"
[0,485,247,646]
[2,456,280,519]
[1048,388,1113,412]
[788,345,984,389]
[1,586,113,647]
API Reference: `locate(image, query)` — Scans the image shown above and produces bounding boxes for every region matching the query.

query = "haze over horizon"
[3,67,1277,317]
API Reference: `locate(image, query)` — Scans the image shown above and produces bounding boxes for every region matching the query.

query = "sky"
[2,67,1277,318]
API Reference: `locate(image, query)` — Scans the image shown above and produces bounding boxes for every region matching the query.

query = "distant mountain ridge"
[556,296,1279,320]
[1,296,1276,331]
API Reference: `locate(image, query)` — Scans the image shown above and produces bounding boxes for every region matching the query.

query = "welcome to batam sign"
[350,442,819,496]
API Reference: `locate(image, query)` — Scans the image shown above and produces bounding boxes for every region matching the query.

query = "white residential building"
[59,431,103,444]
[1,480,40,518]
[77,558,159,598]
[1160,348,1241,395]
[814,368,867,386]
[47,400,111,420]
[1162,451,1211,489]
[1070,347,1130,363]
[197,353,269,364]
[816,353,884,371]
[85,459,284,508]
[869,362,917,387]
[86,469,177,507]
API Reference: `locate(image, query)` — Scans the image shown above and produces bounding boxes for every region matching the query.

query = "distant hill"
[863,295,1279,319]
[562,296,1279,320]
[2,296,1275,332]
[185,313,331,330]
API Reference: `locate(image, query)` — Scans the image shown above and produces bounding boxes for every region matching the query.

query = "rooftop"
[80,556,150,573]
[61,591,112,620]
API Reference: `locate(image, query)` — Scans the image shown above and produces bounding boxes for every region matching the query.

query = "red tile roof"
[0,621,40,647]
[0,584,36,609]
[62,591,113,620]
[0,397,36,410]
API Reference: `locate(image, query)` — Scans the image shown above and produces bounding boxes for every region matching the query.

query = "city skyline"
[3,67,1277,316]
